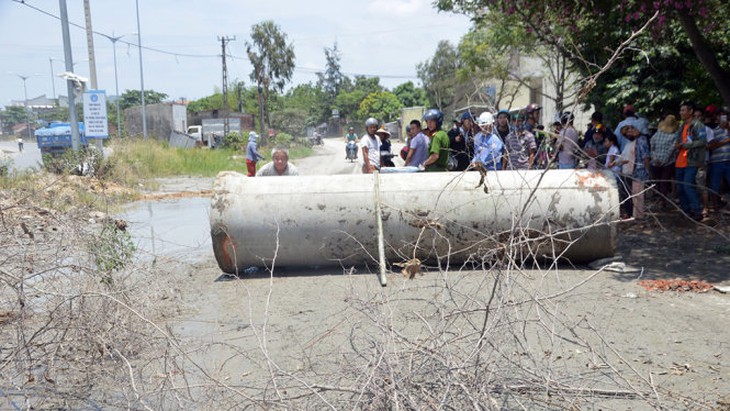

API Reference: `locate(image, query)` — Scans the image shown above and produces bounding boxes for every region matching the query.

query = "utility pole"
[59,0,80,152]
[48,58,56,101]
[83,0,98,89]
[83,0,103,152]
[135,0,147,140]
[218,35,235,136]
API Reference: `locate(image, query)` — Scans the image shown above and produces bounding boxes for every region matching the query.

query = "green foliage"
[91,222,136,284]
[246,20,296,132]
[392,81,429,107]
[274,132,294,146]
[246,21,296,93]
[118,89,168,110]
[0,154,11,176]
[223,132,244,151]
[0,105,28,132]
[42,147,103,175]
[270,108,308,136]
[417,40,462,110]
[436,0,730,114]
[109,139,245,178]
[335,76,384,122]
[358,91,403,123]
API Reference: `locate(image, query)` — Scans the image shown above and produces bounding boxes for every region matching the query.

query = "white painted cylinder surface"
[210,169,619,273]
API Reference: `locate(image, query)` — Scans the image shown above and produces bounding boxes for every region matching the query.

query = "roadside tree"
[357,91,403,124]
[246,20,296,143]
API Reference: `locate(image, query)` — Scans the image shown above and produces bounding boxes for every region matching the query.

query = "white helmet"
[477,112,494,126]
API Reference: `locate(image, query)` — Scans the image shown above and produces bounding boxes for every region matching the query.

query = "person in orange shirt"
[675,101,708,221]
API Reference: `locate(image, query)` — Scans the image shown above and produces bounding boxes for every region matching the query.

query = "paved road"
[295,136,406,176]
[0,140,43,171]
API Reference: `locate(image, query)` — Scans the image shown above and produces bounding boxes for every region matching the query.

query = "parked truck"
[34,122,88,155]
[186,118,243,148]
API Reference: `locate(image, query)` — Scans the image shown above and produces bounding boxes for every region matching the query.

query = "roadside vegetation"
[106,136,311,183]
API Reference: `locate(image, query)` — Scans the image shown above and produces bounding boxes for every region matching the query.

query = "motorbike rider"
[360,117,381,173]
[344,126,358,159]
[421,109,451,171]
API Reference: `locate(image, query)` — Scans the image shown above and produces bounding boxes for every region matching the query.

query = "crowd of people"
[356,102,730,223]
[243,100,730,224]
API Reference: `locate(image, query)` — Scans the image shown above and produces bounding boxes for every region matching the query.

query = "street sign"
[82,90,109,138]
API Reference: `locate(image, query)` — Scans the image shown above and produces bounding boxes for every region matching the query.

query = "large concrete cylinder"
[210,170,619,273]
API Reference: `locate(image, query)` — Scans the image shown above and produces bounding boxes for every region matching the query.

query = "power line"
[13,0,421,82]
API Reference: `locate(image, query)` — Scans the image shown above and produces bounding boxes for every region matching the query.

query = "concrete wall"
[401,106,425,138]
[124,102,187,140]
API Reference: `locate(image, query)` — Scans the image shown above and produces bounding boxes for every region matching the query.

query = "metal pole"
[59,0,80,151]
[135,0,147,140]
[20,76,32,142]
[257,84,265,142]
[112,37,122,137]
[83,0,103,152]
[49,58,56,101]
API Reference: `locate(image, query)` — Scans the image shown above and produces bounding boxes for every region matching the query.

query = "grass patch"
[107,138,313,184]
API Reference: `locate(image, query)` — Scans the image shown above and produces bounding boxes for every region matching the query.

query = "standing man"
[471,112,504,170]
[344,126,358,159]
[675,101,708,221]
[245,131,265,177]
[422,109,451,172]
[405,120,430,167]
[556,112,579,169]
[524,103,542,134]
[452,112,477,171]
[360,117,381,174]
[650,114,680,205]
[708,107,730,210]
[504,113,537,170]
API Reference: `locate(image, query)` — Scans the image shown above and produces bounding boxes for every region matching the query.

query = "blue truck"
[34,122,88,155]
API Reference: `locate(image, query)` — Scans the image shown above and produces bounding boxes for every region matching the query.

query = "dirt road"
[129,138,730,409]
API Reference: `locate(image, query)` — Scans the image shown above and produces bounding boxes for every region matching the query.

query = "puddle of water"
[121,197,211,263]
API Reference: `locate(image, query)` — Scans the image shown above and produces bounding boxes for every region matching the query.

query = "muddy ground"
[3,137,730,409]
[135,138,730,409]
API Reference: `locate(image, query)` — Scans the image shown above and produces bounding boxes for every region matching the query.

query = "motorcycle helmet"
[477,112,494,126]
[423,108,444,127]
[560,111,575,125]
[365,118,379,127]
[496,109,510,119]
[461,111,474,122]
[422,109,444,128]
[525,103,542,114]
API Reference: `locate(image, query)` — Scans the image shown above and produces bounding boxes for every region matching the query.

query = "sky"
[0,0,471,108]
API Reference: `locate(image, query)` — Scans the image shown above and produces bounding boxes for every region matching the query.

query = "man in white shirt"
[360,117,381,173]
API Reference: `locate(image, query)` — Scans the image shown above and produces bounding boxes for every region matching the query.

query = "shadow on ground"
[615,208,730,284]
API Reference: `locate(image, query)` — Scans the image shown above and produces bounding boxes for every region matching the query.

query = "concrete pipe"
[210,169,619,274]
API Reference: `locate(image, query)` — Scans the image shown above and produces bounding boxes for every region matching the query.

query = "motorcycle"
[380,151,396,168]
[346,140,358,162]
[310,132,324,146]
